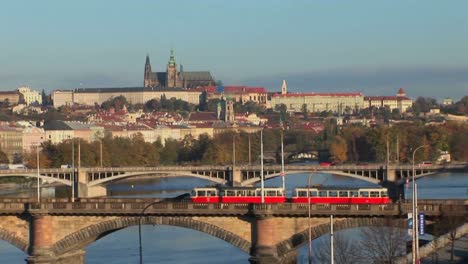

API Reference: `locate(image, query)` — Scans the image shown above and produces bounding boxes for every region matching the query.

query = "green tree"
[301,104,308,120]
[0,150,9,164]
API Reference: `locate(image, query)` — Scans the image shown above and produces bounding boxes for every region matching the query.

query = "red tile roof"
[364,96,411,101]
[198,86,267,94]
[272,92,363,98]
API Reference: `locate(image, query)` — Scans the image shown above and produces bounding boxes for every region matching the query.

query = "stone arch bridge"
[0,163,466,199]
[0,199,464,264]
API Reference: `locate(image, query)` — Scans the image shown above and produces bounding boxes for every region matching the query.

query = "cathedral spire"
[144,54,153,87]
[168,49,176,67]
[145,53,150,65]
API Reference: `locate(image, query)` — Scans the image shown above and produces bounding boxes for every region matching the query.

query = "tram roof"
[296,186,386,191]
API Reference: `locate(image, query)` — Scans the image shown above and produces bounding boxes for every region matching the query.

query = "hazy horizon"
[1,1,467,100]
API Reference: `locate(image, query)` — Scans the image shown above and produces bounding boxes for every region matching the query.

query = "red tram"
[291,186,390,204]
[191,187,286,203]
[191,186,390,204]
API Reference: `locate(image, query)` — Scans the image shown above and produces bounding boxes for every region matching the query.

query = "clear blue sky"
[1,0,467,100]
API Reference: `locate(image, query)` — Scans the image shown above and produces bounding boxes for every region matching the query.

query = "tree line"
[21,121,467,168]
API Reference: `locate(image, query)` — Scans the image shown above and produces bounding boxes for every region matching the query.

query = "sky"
[0,0,467,100]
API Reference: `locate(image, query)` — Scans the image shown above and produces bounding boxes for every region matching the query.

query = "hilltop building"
[52,87,202,108]
[144,49,215,88]
[0,91,21,105]
[17,86,42,105]
[198,85,268,106]
[364,88,413,112]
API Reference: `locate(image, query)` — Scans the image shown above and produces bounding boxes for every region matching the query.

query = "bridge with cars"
[0,198,466,264]
[0,163,466,199]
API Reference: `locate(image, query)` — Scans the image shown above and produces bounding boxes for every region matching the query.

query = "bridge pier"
[249,213,281,264]
[77,170,107,198]
[231,167,242,186]
[27,214,85,264]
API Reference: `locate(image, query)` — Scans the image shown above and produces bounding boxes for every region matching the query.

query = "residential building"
[0,124,23,161]
[270,92,364,113]
[198,85,269,105]
[0,91,21,105]
[21,126,46,153]
[17,86,42,105]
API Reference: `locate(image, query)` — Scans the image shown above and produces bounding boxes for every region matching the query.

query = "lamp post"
[71,137,75,202]
[260,129,265,204]
[139,201,161,264]
[307,173,313,264]
[100,139,103,167]
[412,144,428,264]
[281,130,285,191]
[36,143,41,203]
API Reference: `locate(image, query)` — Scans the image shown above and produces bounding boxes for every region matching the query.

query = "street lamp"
[68,136,75,202]
[99,139,103,167]
[36,142,41,203]
[260,128,265,203]
[412,144,428,264]
[307,173,313,264]
[139,201,161,264]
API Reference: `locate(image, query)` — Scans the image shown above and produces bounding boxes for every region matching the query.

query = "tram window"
[191,190,196,196]
[360,191,369,197]
[319,191,327,197]
[370,191,379,197]
[197,190,205,196]
[310,191,318,197]
[350,191,358,197]
[381,191,388,197]
[267,191,276,196]
[207,191,216,196]
[339,191,348,197]
[329,191,338,197]
[248,190,256,196]
[225,190,235,196]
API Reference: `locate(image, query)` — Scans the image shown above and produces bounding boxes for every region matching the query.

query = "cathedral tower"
[167,49,178,88]
[144,54,158,87]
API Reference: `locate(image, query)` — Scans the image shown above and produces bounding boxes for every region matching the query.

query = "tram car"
[291,186,390,204]
[191,187,286,203]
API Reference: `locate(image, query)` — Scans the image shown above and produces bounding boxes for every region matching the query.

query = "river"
[0,172,466,263]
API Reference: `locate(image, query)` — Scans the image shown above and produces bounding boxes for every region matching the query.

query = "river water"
[0,172,466,263]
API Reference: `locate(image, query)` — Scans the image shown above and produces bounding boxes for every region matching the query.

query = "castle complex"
[144,49,216,88]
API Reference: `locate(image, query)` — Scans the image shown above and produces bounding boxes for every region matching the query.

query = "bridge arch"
[0,227,29,253]
[242,171,381,186]
[51,216,250,256]
[0,174,71,186]
[88,171,226,186]
[276,217,406,257]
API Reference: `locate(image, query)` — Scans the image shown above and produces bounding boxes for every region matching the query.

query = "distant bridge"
[0,163,466,199]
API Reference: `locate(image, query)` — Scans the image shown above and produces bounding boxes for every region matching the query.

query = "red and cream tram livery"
[191,187,286,203]
[291,187,390,204]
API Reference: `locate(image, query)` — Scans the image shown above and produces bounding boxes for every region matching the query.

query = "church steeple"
[168,49,176,67]
[281,80,288,95]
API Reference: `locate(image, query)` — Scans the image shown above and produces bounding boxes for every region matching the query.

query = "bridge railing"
[0,201,464,216]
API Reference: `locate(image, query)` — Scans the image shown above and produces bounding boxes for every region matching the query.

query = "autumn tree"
[329,135,347,163]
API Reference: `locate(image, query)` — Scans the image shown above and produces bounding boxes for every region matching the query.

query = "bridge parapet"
[0,201,461,217]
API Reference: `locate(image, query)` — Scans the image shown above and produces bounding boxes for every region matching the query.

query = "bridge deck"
[0,201,465,217]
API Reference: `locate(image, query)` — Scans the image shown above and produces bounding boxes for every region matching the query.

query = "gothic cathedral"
[144,50,215,89]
